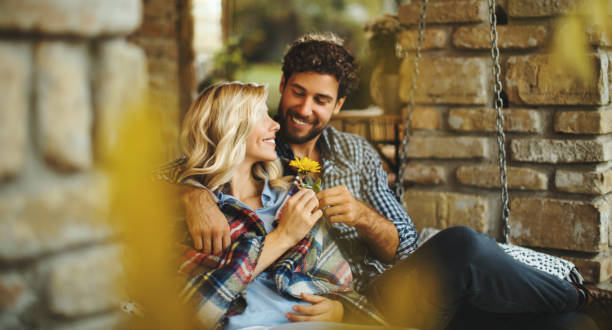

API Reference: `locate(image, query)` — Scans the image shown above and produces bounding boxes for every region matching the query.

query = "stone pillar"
[389,0,612,284]
[0,0,150,328]
[129,0,196,158]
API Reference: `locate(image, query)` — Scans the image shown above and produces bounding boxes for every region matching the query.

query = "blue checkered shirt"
[277,126,419,292]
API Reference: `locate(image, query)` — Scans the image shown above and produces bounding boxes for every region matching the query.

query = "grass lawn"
[236,63,282,116]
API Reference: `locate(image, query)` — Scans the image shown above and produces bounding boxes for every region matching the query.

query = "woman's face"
[244,107,280,163]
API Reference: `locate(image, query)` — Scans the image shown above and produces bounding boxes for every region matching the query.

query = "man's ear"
[279,75,286,94]
[333,97,346,115]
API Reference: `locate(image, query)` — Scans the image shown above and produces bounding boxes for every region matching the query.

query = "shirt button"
[266,201,273,207]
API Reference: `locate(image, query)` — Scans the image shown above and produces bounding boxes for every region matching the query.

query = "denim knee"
[431,226,483,266]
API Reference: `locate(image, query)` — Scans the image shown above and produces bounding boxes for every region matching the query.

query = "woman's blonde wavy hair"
[179,81,288,192]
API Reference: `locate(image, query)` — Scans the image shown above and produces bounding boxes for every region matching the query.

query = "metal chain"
[396,0,428,206]
[488,0,511,243]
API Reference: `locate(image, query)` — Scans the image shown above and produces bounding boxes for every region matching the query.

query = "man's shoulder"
[324,126,379,160]
[324,126,370,149]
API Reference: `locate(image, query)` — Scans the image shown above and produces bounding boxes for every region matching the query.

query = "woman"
[175,82,386,329]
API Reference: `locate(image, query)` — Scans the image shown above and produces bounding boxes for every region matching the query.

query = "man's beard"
[278,104,325,145]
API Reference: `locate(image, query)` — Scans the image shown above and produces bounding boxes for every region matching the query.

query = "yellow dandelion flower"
[289,156,321,174]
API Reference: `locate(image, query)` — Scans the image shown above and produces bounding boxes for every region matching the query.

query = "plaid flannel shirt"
[176,195,387,329]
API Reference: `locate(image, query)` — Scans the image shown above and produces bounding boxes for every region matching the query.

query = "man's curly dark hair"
[281,32,359,100]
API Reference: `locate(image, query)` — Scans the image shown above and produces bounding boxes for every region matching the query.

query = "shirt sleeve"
[360,139,419,264]
[178,232,264,328]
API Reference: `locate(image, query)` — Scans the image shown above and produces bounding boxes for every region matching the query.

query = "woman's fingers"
[300,293,325,303]
[286,312,324,322]
[287,295,335,322]
[303,194,319,214]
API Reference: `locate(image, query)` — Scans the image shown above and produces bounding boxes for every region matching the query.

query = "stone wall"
[388,0,612,284]
[0,0,162,328]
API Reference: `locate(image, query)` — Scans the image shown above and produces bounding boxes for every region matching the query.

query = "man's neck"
[289,136,321,163]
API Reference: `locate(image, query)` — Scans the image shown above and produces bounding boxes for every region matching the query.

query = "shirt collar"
[260,179,276,206]
[216,179,275,209]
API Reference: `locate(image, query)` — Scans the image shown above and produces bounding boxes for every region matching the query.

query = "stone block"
[453,24,548,49]
[510,138,612,163]
[0,42,30,180]
[505,53,609,106]
[566,252,612,283]
[403,190,488,232]
[508,0,586,17]
[406,107,441,130]
[402,163,447,185]
[555,109,612,134]
[398,0,487,25]
[0,176,113,261]
[94,39,148,160]
[398,28,448,50]
[448,108,542,133]
[400,56,489,105]
[555,168,612,195]
[509,197,609,253]
[0,272,35,314]
[446,193,488,232]
[48,245,122,317]
[457,165,548,190]
[406,136,489,159]
[403,190,445,233]
[0,0,141,36]
[36,42,92,172]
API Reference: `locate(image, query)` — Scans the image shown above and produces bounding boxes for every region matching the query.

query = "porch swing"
[334,0,512,242]
[332,0,587,290]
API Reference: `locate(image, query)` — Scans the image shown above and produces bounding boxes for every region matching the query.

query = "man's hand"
[316,186,365,227]
[286,293,343,322]
[317,185,399,262]
[181,186,230,254]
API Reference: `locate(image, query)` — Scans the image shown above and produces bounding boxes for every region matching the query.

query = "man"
[170,33,604,329]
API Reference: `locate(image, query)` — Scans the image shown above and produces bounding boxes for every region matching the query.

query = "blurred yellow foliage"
[104,106,195,329]
[551,0,611,82]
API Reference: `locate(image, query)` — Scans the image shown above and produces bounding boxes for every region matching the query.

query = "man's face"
[277,72,345,145]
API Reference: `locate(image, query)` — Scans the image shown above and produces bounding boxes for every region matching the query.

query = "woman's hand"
[276,189,323,246]
[287,293,344,322]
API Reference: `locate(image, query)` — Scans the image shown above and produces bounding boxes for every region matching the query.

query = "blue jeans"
[367,226,594,329]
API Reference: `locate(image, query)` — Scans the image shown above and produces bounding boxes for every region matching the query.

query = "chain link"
[488,0,511,243]
[396,0,428,207]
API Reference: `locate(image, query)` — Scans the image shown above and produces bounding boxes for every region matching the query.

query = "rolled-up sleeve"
[361,141,419,263]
